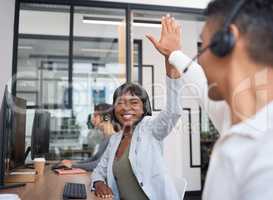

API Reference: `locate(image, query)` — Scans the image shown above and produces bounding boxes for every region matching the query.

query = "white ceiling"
[91,0,211,9]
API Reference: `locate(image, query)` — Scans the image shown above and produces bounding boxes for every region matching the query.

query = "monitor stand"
[24,146,31,161]
[24,146,49,167]
[0,182,26,190]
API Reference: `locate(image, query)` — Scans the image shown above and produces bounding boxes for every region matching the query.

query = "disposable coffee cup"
[34,158,46,176]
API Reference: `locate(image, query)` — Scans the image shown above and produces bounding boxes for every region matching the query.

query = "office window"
[17,36,70,107]
[72,7,126,132]
[17,4,70,109]
[131,9,204,110]
[16,3,129,160]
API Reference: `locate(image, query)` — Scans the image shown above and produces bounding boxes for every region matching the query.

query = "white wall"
[0,0,15,103]
[93,0,211,9]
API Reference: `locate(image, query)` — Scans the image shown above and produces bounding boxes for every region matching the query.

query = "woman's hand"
[94,181,114,199]
[146,14,181,58]
[61,160,73,168]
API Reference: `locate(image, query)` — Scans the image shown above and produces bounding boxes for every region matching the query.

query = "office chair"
[173,177,187,200]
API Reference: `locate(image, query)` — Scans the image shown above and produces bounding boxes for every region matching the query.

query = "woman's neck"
[122,126,133,138]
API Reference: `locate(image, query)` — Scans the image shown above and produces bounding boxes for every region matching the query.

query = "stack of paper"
[0,194,21,200]
[54,168,87,175]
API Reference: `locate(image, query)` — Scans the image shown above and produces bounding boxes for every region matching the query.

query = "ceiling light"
[133,22,161,28]
[82,16,161,28]
[18,46,33,50]
[83,16,123,26]
[81,48,118,53]
[82,19,122,25]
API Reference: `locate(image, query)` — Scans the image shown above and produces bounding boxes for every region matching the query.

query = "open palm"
[146,15,181,57]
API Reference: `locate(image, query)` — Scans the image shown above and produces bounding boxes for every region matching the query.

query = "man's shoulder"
[218,132,273,175]
[250,133,273,166]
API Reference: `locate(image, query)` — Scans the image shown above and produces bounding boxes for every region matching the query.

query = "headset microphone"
[182,44,211,73]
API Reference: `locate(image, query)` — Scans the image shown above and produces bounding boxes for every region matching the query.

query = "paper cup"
[34,158,46,176]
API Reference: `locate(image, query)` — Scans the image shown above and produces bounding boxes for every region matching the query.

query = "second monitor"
[9,96,27,170]
[25,110,51,160]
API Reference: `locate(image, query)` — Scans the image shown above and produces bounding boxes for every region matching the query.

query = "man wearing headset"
[147,0,273,199]
[62,103,115,171]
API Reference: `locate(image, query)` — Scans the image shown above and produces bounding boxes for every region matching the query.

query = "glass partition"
[71,7,126,158]
[16,3,128,160]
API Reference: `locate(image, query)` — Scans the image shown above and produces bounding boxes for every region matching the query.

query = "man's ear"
[229,24,240,42]
[229,23,247,56]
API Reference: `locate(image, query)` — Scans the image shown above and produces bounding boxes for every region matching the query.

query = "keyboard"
[63,182,87,199]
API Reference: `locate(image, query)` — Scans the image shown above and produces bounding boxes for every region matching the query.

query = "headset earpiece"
[208,0,248,57]
[102,114,110,122]
[182,0,247,74]
[210,30,235,57]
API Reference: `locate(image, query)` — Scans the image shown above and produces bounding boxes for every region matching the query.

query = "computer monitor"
[31,110,50,160]
[9,96,26,169]
[0,86,25,189]
[0,87,11,188]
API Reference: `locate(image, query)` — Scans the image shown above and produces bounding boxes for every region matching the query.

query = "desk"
[0,166,111,200]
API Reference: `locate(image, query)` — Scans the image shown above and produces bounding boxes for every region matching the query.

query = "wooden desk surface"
[0,166,112,200]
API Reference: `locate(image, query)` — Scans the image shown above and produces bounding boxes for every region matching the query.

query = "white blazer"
[91,77,182,200]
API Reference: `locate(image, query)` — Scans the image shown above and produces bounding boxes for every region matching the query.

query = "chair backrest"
[173,177,187,200]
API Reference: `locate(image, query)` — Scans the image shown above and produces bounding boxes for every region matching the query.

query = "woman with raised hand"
[91,17,183,200]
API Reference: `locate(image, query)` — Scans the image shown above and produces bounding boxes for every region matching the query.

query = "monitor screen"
[31,110,50,160]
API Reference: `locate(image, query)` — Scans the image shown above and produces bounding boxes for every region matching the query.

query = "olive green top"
[112,144,149,200]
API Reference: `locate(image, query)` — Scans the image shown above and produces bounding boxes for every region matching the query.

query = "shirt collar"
[228,101,273,139]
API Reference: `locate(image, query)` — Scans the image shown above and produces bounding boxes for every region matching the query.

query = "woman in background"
[62,103,115,171]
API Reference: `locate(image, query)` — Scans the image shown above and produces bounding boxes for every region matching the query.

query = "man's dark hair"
[112,82,152,129]
[205,0,273,65]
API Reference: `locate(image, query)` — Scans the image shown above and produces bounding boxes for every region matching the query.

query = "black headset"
[209,0,247,57]
[102,114,110,122]
[182,0,248,74]
[86,113,111,129]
